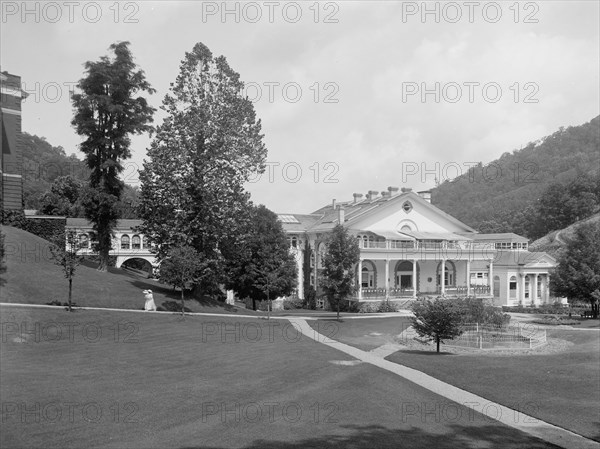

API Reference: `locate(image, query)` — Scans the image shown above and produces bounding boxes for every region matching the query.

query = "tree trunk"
[68,277,73,312]
[97,247,109,272]
[181,287,185,316]
[337,300,340,321]
[436,336,440,353]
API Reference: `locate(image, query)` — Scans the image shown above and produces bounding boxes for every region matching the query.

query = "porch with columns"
[354,256,494,301]
[519,272,551,305]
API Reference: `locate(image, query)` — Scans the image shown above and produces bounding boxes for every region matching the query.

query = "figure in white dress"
[143,289,157,311]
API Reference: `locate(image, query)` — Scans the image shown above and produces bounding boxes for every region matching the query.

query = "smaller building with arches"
[278,187,557,307]
[66,218,158,275]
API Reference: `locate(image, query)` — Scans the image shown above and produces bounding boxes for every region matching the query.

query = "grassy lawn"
[386,328,600,441]
[0,226,258,315]
[305,315,600,441]
[1,305,559,449]
[306,317,413,351]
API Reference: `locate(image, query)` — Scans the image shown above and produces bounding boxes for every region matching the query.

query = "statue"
[143,289,157,311]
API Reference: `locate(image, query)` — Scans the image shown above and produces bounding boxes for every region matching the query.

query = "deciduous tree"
[71,41,155,271]
[411,298,464,353]
[159,245,204,315]
[551,221,600,318]
[139,42,266,294]
[48,230,83,312]
[224,205,297,313]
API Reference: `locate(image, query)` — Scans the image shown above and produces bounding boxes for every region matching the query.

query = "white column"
[533,273,539,305]
[412,259,417,297]
[466,260,471,296]
[441,260,446,295]
[297,249,304,300]
[521,274,527,304]
[357,259,363,300]
[546,274,551,303]
[488,261,493,297]
[385,258,390,299]
[313,244,318,292]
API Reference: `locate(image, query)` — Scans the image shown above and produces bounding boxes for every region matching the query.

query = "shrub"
[377,301,399,313]
[283,297,304,310]
[451,297,510,327]
[337,299,360,313]
[358,302,380,313]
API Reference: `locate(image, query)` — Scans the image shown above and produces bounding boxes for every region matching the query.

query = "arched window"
[509,276,517,299]
[400,225,412,232]
[436,261,456,287]
[291,236,298,248]
[121,235,130,250]
[360,260,376,288]
[132,235,141,250]
[78,233,89,249]
[493,275,500,297]
[142,235,149,249]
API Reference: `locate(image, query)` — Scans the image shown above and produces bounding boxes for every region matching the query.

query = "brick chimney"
[417,190,432,203]
[338,205,345,224]
[367,190,379,200]
[332,199,336,209]
[353,193,363,203]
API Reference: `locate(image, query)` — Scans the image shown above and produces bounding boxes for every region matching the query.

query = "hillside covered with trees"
[432,116,600,239]
[20,132,140,218]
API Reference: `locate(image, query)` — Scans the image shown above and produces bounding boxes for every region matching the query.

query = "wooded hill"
[20,132,139,218]
[432,116,600,239]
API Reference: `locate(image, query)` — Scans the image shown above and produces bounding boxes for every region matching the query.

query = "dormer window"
[402,201,413,213]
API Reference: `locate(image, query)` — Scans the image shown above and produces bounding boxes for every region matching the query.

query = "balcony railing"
[358,240,495,251]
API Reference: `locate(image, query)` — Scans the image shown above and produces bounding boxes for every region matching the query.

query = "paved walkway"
[288,318,600,449]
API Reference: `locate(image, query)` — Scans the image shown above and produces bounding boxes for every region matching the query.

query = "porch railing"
[436,285,491,295]
[361,288,415,298]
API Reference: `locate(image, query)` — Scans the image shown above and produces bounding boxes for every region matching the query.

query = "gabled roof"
[283,190,478,236]
[494,251,556,267]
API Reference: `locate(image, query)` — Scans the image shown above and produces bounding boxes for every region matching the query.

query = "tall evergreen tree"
[71,41,155,271]
[139,42,267,294]
[321,224,360,320]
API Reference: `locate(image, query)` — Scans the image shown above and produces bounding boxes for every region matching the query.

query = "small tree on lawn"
[224,204,297,315]
[551,221,600,318]
[49,230,83,312]
[411,298,464,353]
[159,245,203,315]
[321,224,360,321]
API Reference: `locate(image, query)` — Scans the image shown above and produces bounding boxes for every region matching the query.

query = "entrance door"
[400,274,412,289]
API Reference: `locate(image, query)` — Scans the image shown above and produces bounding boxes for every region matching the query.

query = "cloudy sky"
[2,1,599,214]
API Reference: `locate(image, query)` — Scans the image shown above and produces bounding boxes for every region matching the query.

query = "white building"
[65,218,157,273]
[279,187,557,307]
